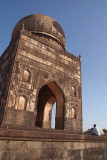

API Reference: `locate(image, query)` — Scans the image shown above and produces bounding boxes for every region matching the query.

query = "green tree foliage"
[103,129,107,134]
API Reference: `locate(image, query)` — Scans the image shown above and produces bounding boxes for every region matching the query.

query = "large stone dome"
[12,14,66,48]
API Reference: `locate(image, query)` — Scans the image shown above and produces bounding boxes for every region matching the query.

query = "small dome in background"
[12,14,66,48]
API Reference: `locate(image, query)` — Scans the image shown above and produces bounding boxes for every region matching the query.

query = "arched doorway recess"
[36,81,64,129]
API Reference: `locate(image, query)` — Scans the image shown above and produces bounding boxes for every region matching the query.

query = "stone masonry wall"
[0,140,107,160]
[0,39,18,125]
[2,31,82,133]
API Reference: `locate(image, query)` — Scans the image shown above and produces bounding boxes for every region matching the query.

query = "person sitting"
[92,124,105,136]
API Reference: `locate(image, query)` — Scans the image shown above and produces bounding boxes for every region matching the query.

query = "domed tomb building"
[0,14,82,133]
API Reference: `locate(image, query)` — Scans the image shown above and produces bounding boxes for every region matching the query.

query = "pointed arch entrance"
[36,81,64,129]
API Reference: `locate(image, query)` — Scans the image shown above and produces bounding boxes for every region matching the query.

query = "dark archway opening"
[36,81,64,129]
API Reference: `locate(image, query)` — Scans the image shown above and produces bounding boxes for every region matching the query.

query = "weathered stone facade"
[1,14,106,160]
[0,14,82,133]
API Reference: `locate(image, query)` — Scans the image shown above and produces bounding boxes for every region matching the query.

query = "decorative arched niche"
[71,107,76,119]
[36,81,64,130]
[23,70,30,82]
[72,86,76,97]
[18,96,27,110]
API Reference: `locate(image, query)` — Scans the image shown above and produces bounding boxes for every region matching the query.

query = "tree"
[103,129,107,134]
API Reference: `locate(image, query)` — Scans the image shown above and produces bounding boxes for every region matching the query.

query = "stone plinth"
[0,128,107,160]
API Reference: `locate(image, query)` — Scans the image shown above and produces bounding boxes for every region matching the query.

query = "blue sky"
[0,0,107,131]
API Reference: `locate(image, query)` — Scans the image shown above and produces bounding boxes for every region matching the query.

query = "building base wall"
[0,128,107,160]
[0,140,107,160]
